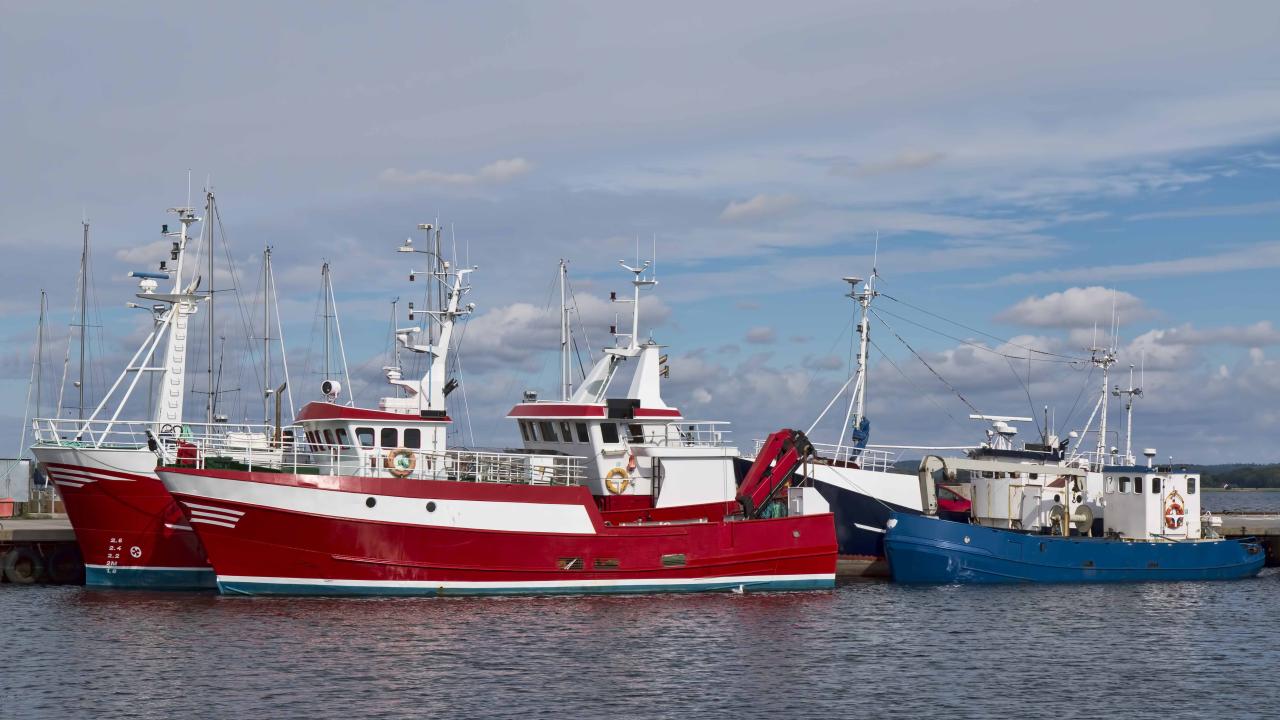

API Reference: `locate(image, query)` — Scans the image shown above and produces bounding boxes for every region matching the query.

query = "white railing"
[650,421,734,448]
[751,438,901,473]
[177,432,586,487]
[31,417,296,451]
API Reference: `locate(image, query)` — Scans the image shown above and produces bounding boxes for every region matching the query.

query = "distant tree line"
[1192,464,1280,489]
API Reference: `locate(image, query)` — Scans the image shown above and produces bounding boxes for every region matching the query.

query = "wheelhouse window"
[539,421,558,442]
[1119,477,1131,493]
[1105,476,1116,493]
[1134,476,1144,494]
[323,429,335,446]
[1151,477,1161,493]
[404,428,421,449]
[527,422,538,441]
[335,428,350,448]
[1188,477,1197,494]
[519,422,530,441]
[600,423,620,444]
[560,421,573,442]
[356,427,375,448]
[381,428,398,448]
[628,424,644,443]
[575,422,589,443]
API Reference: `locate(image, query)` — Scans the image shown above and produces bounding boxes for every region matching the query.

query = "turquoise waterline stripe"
[86,566,217,590]
[217,577,833,597]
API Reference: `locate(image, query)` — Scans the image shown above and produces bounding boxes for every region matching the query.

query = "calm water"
[2,573,1277,719]
[4,492,1278,719]
[1204,489,1280,513]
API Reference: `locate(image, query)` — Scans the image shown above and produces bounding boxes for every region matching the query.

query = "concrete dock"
[0,516,81,584]
[0,516,76,543]
[1217,513,1280,567]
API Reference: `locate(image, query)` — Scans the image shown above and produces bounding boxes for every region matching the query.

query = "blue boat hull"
[885,512,1266,584]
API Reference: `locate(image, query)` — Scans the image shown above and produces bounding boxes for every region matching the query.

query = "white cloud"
[828,150,946,177]
[1128,198,1280,221]
[744,326,776,344]
[378,158,534,186]
[997,287,1152,329]
[720,194,798,222]
[1148,321,1280,347]
[990,242,1280,285]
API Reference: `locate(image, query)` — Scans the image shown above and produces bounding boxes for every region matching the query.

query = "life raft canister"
[385,448,417,478]
[1164,489,1186,530]
[605,466,631,495]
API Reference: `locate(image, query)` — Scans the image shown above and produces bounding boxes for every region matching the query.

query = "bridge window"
[519,422,530,441]
[335,428,349,448]
[404,428,421,449]
[575,423,589,443]
[600,423,619,444]
[1119,477,1131,493]
[560,422,573,442]
[356,427,374,448]
[1105,477,1116,493]
[527,422,538,441]
[1188,478,1197,494]
[1134,477,1143,494]
[628,424,644,443]
[1151,477,1161,493]
[381,428,398,448]
[323,429,335,446]
[539,421,557,442]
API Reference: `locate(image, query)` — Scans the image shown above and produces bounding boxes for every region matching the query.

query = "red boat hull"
[158,468,836,596]
[33,447,215,589]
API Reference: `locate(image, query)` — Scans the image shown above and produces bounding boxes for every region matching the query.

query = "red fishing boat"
[157,229,835,595]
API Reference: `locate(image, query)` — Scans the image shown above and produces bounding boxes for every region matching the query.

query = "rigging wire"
[872,305,1083,365]
[871,309,985,418]
[878,292,1087,363]
[867,337,971,437]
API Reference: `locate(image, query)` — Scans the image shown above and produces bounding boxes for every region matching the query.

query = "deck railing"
[178,432,586,488]
[30,417,293,451]
[649,421,734,448]
[751,438,900,473]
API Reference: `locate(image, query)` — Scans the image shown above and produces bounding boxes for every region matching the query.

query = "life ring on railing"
[1164,490,1186,530]
[385,448,416,478]
[605,466,631,495]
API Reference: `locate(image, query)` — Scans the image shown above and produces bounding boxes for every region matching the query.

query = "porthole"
[963,536,971,544]
[365,497,376,508]
[426,501,437,512]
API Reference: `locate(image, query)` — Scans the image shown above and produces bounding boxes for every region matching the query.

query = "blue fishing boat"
[885,457,1265,584]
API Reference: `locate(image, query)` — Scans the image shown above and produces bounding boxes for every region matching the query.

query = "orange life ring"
[605,466,631,495]
[1164,490,1185,530]
[385,448,416,478]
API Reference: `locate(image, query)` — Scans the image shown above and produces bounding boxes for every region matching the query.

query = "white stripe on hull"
[84,564,213,572]
[162,471,597,535]
[217,573,833,591]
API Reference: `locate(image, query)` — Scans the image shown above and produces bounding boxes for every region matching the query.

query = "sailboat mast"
[78,220,88,420]
[322,262,332,383]
[36,290,46,418]
[560,259,570,401]
[205,191,216,425]
[263,246,272,424]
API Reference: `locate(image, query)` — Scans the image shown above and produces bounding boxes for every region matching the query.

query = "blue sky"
[3,1,1279,461]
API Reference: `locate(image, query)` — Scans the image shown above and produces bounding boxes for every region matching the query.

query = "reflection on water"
[3,572,1278,718]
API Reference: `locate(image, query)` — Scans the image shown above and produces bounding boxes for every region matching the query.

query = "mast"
[262,246,272,424]
[1113,364,1142,465]
[1088,342,1117,465]
[35,290,46,419]
[205,190,215,425]
[559,259,570,401]
[322,262,332,384]
[78,220,88,420]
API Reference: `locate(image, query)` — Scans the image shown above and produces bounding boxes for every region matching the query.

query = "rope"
[879,292,1086,362]
[871,309,985,418]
